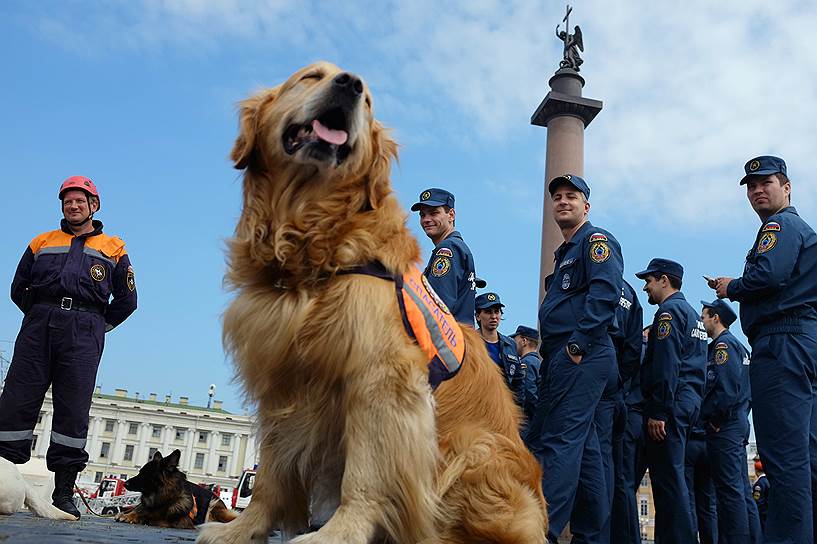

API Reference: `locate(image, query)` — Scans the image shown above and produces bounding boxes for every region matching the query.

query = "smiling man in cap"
[637,258,707,543]
[412,188,476,326]
[535,173,624,543]
[708,155,817,544]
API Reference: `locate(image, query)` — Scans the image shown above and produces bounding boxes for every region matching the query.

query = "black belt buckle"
[60,297,73,310]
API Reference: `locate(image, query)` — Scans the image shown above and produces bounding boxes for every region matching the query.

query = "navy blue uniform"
[752,473,769,531]
[700,330,761,543]
[727,206,817,544]
[684,423,718,544]
[521,351,542,427]
[609,282,644,544]
[535,221,623,543]
[423,230,476,326]
[641,292,707,544]
[483,333,526,407]
[0,220,137,470]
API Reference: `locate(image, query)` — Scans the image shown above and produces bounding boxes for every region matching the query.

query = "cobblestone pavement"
[0,512,284,543]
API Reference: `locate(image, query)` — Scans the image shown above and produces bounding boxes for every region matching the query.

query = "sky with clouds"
[1,0,816,414]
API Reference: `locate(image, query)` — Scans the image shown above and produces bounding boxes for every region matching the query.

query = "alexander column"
[531,5,602,301]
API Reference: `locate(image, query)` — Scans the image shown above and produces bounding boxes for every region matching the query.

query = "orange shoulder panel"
[86,233,127,261]
[29,229,72,253]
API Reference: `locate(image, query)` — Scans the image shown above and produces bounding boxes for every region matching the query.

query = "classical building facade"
[27,386,258,489]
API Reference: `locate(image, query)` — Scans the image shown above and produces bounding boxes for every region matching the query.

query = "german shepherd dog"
[115,449,237,529]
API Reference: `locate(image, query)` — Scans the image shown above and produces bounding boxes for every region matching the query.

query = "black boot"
[52,469,81,519]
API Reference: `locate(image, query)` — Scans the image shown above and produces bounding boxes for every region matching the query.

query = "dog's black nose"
[333,72,363,97]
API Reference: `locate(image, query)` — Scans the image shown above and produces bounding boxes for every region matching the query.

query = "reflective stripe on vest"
[400,267,464,387]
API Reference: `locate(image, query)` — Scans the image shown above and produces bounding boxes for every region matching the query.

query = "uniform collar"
[711,328,731,343]
[660,291,686,308]
[445,230,463,242]
[60,219,104,238]
[554,220,594,257]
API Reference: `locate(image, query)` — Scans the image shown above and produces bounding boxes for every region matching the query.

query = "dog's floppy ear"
[231,88,278,170]
[365,120,399,209]
[164,449,182,470]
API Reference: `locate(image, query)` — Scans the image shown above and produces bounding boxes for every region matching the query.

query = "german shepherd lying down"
[196,61,547,544]
[115,450,237,529]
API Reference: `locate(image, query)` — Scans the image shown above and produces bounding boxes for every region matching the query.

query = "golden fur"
[196,62,546,544]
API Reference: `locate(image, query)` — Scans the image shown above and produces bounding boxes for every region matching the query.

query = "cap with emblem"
[548,174,590,201]
[701,299,737,327]
[635,258,684,281]
[411,188,456,211]
[740,155,787,185]
[475,292,505,310]
[509,325,538,340]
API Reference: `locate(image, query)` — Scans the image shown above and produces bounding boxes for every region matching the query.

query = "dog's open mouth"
[283,107,352,164]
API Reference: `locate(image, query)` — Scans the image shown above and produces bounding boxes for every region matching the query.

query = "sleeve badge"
[756,232,777,254]
[435,247,454,258]
[589,233,608,242]
[126,268,136,292]
[762,222,781,232]
[714,349,729,365]
[658,312,673,321]
[657,320,672,339]
[431,256,451,277]
[590,241,610,263]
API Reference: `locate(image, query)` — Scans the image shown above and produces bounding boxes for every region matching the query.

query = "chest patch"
[90,264,106,282]
[127,267,136,292]
[562,273,571,290]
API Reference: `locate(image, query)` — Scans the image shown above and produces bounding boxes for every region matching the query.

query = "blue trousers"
[684,433,718,544]
[750,332,817,544]
[644,392,699,544]
[535,344,615,543]
[0,305,104,471]
[611,406,645,544]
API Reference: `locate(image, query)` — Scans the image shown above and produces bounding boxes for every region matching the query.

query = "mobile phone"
[703,275,717,283]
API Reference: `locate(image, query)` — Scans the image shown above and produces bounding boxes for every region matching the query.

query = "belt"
[33,295,105,314]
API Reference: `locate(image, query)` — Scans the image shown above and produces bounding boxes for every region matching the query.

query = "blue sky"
[2,1,817,414]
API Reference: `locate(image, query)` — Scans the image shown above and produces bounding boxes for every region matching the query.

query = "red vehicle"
[90,477,127,499]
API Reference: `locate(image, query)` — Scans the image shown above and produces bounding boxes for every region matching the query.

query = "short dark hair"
[648,273,682,290]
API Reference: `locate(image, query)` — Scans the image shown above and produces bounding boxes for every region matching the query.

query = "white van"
[232,468,256,512]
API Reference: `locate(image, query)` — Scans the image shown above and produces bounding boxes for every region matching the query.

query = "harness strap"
[188,495,198,521]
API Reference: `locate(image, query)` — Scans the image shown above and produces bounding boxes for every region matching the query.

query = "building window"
[124,445,134,461]
[31,435,38,452]
[148,447,158,461]
[120,474,127,480]
[194,453,205,470]
[221,434,231,447]
[100,442,110,459]
[217,456,228,472]
[640,497,649,516]
[640,474,649,488]
[104,420,115,433]
[198,431,208,444]
[94,472,103,483]
[128,423,138,435]
[151,425,162,439]
[175,427,186,441]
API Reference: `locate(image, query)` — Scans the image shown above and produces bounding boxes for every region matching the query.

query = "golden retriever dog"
[196,61,547,544]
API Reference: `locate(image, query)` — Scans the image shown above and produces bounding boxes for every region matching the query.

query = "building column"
[229,434,243,475]
[245,431,258,467]
[88,417,102,461]
[36,411,53,457]
[183,429,196,472]
[111,420,127,465]
[162,425,173,455]
[206,431,220,474]
[135,423,150,465]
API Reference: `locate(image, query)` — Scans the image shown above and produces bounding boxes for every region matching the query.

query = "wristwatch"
[567,343,584,356]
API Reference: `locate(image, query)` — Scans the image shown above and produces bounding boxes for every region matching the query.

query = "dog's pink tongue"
[312,119,348,146]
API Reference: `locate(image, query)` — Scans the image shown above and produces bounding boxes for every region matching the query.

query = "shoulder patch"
[714,342,729,350]
[431,256,451,277]
[589,233,608,242]
[756,231,777,254]
[762,222,781,232]
[590,241,610,263]
[657,320,672,339]
[658,312,673,321]
[435,247,453,258]
[715,349,729,365]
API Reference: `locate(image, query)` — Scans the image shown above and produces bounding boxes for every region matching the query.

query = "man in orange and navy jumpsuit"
[0,176,137,519]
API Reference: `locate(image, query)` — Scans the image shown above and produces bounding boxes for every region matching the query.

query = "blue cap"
[509,325,538,339]
[411,188,455,211]
[701,299,737,327]
[475,292,505,310]
[635,258,684,281]
[740,156,787,185]
[548,174,590,201]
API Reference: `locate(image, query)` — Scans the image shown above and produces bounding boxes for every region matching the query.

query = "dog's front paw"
[115,510,139,524]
